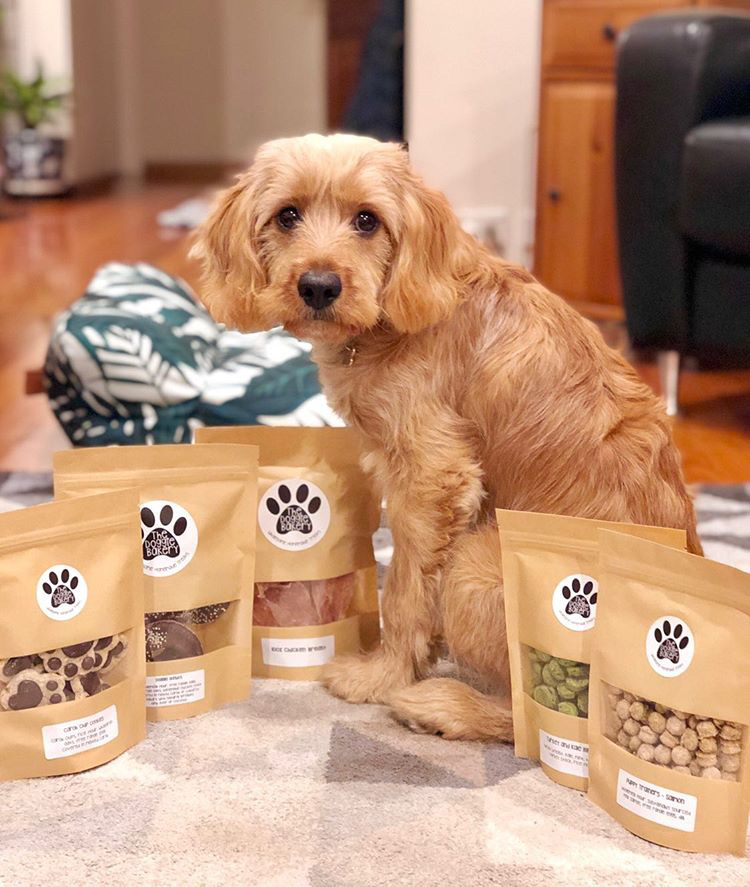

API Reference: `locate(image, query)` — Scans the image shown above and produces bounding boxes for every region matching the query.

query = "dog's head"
[191,133,472,343]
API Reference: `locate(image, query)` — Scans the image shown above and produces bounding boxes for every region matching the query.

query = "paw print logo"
[36,564,88,621]
[562,577,597,619]
[552,573,598,632]
[266,483,321,535]
[259,479,331,551]
[141,504,188,561]
[140,500,198,577]
[646,616,694,677]
[42,567,78,608]
[654,620,689,664]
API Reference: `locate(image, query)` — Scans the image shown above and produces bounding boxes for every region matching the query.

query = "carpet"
[1,474,748,885]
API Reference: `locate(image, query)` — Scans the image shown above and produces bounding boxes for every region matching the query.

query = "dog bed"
[44,262,340,445]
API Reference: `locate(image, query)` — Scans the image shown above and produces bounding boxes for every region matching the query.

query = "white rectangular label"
[617,768,697,833]
[146,669,205,708]
[261,635,335,668]
[42,704,119,760]
[539,729,589,777]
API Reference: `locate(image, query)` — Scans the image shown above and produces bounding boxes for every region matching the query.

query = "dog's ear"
[381,170,469,334]
[189,171,268,330]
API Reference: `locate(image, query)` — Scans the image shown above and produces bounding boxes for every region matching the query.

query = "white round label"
[140,500,198,577]
[36,564,88,620]
[258,479,331,551]
[646,616,694,677]
[552,573,598,632]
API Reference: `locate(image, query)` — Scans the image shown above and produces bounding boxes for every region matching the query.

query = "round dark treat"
[49,693,63,704]
[79,672,103,695]
[145,610,191,626]
[47,657,62,672]
[95,636,113,650]
[101,641,126,672]
[189,602,230,625]
[145,620,203,662]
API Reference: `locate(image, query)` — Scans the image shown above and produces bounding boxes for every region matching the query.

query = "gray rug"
[1,474,748,884]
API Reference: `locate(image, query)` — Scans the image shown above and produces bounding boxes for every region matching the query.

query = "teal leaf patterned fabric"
[44,262,338,445]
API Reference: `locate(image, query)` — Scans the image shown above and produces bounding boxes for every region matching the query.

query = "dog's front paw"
[321,650,410,704]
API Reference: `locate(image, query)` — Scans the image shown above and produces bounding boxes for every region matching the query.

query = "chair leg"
[657,350,680,417]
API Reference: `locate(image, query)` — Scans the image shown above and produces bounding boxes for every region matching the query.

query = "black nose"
[297,271,342,311]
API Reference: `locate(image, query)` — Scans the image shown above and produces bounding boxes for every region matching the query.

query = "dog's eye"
[277,206,301,230]
[353,210,379,235]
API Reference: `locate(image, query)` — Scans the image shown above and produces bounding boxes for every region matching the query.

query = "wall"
[406,0,542,265]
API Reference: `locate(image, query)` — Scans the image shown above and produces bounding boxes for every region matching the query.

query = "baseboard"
[144,161,243,184]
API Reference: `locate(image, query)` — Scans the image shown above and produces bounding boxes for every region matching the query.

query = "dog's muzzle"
[297,270,342,311]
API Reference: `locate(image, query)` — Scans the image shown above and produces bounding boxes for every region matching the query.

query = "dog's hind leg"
[386,525,514,741]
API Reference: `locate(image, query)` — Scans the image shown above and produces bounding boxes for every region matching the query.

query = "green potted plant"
[0,62,69,195]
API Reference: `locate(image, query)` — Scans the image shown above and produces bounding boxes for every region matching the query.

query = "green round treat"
[558,702,579,717]
[528,648,540,663]
[556,658,578,668]
[534,649,552,663]
[557,684,576,701]
[577,691,589,716]
[531,661,543,684]
[542,661,565,685]
[565,676,589,692]
[532,684,558,709]
[565,664,589,678]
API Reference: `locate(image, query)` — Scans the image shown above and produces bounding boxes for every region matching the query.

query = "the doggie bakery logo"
[36,564,88,620]
[552,574,598,632]
[258,479,331,551]
[646,616,694,677]
[140,500,198,577]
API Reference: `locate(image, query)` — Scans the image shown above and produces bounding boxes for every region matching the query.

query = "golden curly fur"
[192,133,701,742]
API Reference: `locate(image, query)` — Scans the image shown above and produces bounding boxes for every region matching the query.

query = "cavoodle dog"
[192,133,701,741]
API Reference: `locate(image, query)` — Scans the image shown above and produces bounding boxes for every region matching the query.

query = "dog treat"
[528,647,589,719]
[0,633,130,712]
[604,682,744,780]
[253,573,355,627]
[145,620,203,662]
[0,670,68,710]
[0,655,42,679]
[145,602,230,626]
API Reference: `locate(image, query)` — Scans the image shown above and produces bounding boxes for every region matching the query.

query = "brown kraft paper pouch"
[0,490,146,780]
[497,510,686,791]
[196,426,380,680]
[53,444,258,721]
[589,530,750,855]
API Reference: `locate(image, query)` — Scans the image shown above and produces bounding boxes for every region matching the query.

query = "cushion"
[44,262,340,446]
[680,117,750,259]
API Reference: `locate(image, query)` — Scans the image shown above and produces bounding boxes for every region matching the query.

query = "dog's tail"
[386,677,513,742]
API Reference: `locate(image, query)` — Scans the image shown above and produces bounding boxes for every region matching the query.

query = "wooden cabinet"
[535,0,750,317]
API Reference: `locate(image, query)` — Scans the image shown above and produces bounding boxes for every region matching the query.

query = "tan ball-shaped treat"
[687,715,698,729]
[699,737,718,754]
[648,711,666,734]
[720,724,742,742]
[718,753,741,774]
[719,740,742,755]
[629,735,642,752]
[666,716,686,737]
[615,699,631,721]
[696,720,718,739]
[629,701,646,721]
[623,718,640,736]
[721,772,739,782]
[672,710,688,720]
[671,745,692,767]
[695,751,718,768]
[617,729,630,748]
[680,728,698,752]
[653,744,672,766]
[672,765,691,775]
[660,730,678,749]
[689,760,702,777]
[701,766,722,779]
[638,725,658,745]
[636,744,655,762]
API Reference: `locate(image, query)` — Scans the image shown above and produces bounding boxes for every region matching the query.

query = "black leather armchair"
[615,11,750,413]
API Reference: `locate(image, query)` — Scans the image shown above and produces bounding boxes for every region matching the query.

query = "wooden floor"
[1,181,749,483]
